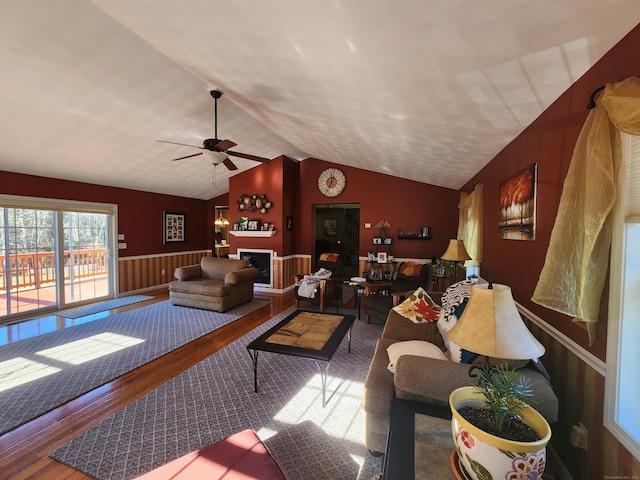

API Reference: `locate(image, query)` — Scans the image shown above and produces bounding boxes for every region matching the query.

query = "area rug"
[52,307,384,480]
[0,298,270,435]
[55,295,154,319]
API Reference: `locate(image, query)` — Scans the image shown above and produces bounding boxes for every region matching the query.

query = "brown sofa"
[168,257,259,312]
[361,294,559,454]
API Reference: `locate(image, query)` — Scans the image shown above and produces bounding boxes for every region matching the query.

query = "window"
[0,195,117,321]
[605,132,640,461]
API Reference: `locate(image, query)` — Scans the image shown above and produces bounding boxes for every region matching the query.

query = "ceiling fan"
[157,89,271,171]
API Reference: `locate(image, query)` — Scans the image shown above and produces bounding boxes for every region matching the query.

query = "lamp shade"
[440,239,472,262]
[214,214,229,226]
[447,283,545,360]
[204,150,228,165]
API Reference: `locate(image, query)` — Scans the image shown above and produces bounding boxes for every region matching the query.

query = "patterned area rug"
[53,307,385,480]
[55,295,154,319]
[0,299,270,435]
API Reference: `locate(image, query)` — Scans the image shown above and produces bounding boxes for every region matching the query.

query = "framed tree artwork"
[164,211,186,243]
[499,163,537,240]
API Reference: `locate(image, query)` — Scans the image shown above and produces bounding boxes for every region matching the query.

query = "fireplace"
[237,249,273,287]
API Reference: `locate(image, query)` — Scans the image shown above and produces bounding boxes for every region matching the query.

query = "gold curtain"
[532,76,640,345]
[457,183,483,267]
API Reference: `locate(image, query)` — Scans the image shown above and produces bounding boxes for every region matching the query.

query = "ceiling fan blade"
[171,152,203,161]
[227,150,271,163]
[223,157,239,171]
[214,139,237,151]
[156,140,203,149]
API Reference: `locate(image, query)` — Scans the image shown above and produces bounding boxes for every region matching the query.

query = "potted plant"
[449,364,551,480]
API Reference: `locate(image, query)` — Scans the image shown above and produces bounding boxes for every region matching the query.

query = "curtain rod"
[586,85,605,110]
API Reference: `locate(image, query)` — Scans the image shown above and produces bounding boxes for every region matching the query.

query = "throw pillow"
[398,261,423,277]
[392,287,440,323]
[436,280,479,363]
[387,340,449,374]
[319,253,340,263]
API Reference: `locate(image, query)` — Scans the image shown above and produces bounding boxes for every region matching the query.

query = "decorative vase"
[449,387,551,480]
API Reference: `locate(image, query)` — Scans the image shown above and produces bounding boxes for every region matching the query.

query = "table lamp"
[447,282,545,360]
[440,239,471,282]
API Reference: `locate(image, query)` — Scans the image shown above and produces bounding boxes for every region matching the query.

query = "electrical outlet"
[570,422,588,450]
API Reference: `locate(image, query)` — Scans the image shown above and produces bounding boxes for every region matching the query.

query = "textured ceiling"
[1,1,639,200]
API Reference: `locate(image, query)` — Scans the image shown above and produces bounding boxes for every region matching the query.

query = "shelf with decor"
[229,230,276,238]
[396,234,431,240]
[396,226,431,240]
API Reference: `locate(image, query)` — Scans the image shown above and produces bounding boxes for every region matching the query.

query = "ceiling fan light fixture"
[204,150,228,165]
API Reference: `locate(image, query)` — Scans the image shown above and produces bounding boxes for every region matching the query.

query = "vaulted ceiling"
[1,1,639,200]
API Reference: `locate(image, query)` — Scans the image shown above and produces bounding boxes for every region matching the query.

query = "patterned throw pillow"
[392,287,440,323]
[397,261,423,277]
[436,280,479,363]
[319,253,340,262]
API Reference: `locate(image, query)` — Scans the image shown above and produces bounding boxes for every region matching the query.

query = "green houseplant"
[449,364,551,480]
[445,282,551,479]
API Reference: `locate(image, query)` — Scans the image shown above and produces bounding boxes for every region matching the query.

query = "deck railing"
[0,248,107,292]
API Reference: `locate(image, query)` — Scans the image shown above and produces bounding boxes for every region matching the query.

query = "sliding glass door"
[62,212,110,304]
[0,197,117,321]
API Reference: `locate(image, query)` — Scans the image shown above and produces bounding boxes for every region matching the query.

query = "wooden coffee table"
[246,310,355,407]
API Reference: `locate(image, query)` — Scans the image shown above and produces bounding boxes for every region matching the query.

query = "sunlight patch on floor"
[272,373,365,443]
[36,332,145,365]
[0,357,61,393]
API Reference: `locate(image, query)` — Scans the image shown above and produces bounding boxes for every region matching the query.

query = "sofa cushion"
[201,257,250,280]
[437,280,478,363]
[392,287,440,323]
[382,309,446,349]
[387,340,449,373]
[168,278,230,297]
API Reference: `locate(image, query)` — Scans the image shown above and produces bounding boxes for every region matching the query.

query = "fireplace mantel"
[230,231,276,237]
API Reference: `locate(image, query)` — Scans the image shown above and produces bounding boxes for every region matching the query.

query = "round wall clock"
[318,168,346,197]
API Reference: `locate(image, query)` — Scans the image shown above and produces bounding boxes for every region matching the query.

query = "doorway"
[0,197,117,321]
[314,203,360,278]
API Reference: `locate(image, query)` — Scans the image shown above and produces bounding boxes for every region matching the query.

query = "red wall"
[228,156,289,255]
[0,171,208,257]
[461,25,640,360]
[298,158,460,260]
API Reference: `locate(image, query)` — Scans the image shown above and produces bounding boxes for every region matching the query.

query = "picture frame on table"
[377,252,388,263]
[248,219,260,231]
[369,267,382,280]
[163,211,186,244]
[261,222,270,231]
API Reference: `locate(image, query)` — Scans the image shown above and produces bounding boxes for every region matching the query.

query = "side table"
[382,398,454,479]
[336,281,366,320]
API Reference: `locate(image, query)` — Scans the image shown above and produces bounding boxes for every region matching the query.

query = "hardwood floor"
[0,290,296,480]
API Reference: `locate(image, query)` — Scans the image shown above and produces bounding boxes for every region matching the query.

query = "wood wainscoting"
[118,250,211,294]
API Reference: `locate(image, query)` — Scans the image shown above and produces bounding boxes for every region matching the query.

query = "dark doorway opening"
[314,204,360,278]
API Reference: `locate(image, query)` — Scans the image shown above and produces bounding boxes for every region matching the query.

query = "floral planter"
[449,387,551,480]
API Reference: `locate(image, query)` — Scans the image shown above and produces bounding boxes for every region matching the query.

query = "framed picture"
[163,212,186,243]
[324,219,337,235]
[383,237,392,245]
[232,223,239,231]
[499,163,537,240]
[369,267,382,280]
[372,237,382,245]
[248,219,260,231]
[377,252,388,263]
[261,222,270,231]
